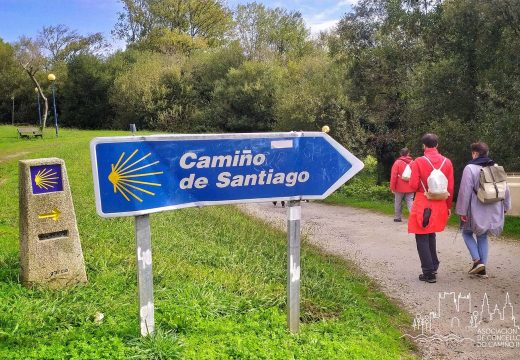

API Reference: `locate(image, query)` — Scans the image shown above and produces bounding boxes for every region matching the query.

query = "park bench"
[17,127,43,139]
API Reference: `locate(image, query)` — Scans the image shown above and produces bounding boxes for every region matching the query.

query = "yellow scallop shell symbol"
[108,150,163,202]
[35,168,59,190]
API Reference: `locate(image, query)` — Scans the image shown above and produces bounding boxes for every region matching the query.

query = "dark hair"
[421,133,438,148]
[400,147,409,156]
[470,142,489,157]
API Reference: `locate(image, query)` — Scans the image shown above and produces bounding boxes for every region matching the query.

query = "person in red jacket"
[390,148,415,222]
[408,134,454,283]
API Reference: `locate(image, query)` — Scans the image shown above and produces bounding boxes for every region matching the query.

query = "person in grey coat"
[455,142,512,278]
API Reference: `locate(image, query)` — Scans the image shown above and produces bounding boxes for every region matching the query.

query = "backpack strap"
[398,159,410,178]
[488,166,501,198]
[473,167,481,195]
[422,156,446,170]
[439,158,447,170]
[420,156,447,193]
[420,179,428,192]
[420,157,431,192]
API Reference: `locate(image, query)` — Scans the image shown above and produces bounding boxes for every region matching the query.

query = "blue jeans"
[394,192,414,220]
[462,230,488,264]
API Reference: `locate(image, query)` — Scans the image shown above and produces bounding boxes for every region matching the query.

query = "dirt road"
[241,202,520,360]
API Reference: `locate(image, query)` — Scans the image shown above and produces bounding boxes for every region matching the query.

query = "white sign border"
[90,132,364,218]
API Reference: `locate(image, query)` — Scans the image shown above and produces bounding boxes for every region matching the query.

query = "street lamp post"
[35,88,42,128]
[48,73,58,138]
[11,96,14,126]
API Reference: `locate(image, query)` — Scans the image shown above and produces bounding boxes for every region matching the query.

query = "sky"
[0,0,357,48]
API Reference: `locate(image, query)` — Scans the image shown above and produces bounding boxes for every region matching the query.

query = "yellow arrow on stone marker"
[38,208,62,221]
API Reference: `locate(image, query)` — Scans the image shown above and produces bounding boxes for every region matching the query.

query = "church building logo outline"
[402,292,520,347]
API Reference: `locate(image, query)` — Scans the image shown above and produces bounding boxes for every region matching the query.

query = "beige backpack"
[476,165,507,203]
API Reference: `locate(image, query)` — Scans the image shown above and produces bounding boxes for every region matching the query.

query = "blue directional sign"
[90,132,364,217]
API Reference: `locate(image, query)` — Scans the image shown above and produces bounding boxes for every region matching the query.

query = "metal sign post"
[135,214,155,336]
[90,132,364,335]
[287,200,301,333]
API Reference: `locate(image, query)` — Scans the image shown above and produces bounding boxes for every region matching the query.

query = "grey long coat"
[455,164,512,236]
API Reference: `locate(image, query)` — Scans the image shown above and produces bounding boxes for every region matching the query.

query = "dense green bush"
[60,55,115,129]
[338,177,392,203]
[210,61,283,132]
[338,156,393,203]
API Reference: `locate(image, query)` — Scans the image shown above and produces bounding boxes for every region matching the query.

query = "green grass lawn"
[324,191,520,240]
[0,126,415,359]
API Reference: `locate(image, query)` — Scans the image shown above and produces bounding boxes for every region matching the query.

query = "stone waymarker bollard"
[19,158,87,288]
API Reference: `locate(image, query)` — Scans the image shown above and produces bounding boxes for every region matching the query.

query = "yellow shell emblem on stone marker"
[108,150,163,202]
[34,168,59,190]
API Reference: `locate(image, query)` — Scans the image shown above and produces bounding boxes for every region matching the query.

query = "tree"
[334,0,413,183]
[109,52,175,129]
[114,0,232,48]
[266,7,309,58]
[188,43,245,106]
[150,0,232,43]
[234,3,270,60]
[61,55,114,129]
[275,55,367,154]
[402,0,520,179]
[331,0,519,183]
[234,2,309,60]
[0,39,35,124]
[38,24,108,63]
[113,0,154,43]
[210,61,283,132]
[154,65,197,132]
[131,27,208,55]
[13,36,49,130]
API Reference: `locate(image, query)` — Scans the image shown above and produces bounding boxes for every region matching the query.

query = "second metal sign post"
[287,200,301,333]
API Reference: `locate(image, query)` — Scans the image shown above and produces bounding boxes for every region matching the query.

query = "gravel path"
[241,202,520,360]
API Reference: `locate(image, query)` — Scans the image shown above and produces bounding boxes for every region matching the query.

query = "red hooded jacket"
[390,155,415,193]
